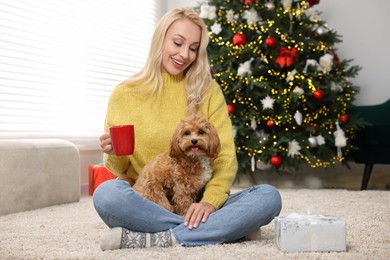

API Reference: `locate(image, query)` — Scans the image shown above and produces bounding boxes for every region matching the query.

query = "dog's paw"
[175,208,187,216]
[162,203,174,212]
[173,201,192,216]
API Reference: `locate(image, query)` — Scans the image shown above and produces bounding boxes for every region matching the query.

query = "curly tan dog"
[131,114,220,216]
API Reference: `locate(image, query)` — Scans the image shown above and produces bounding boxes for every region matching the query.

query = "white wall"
[165,0,390,106]
[315,0,390,106]
[166,0,196,10]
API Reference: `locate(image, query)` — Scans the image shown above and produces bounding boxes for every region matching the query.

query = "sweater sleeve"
[102,84,132,176]
[199,81,238,209]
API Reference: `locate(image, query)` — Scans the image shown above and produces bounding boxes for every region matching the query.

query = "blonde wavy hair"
[122,8,212,115]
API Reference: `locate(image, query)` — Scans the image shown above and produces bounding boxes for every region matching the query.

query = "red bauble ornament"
[332,51,340,65]
[307,0,320,7]
[209,66,214,77]
[270,155,283,168]
[244,0,256,4]
[340,114,349,123]
[266,119,275,128]
[233,33,247,46]
[227,104,236,114]
[312,89,324,101]
[265,37,277,48]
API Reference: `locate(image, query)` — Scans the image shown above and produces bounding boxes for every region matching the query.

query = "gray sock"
[101,227,176,250]
[121,228,174,248]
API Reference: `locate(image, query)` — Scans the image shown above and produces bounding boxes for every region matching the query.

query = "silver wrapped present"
[275,213,346,252]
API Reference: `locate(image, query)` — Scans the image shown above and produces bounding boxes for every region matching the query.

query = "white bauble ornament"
[294,111,303,125]
[334,122,347,147]
[316,26,326,35]
[330,81,343,92]
[265,2,275,10]
[293,86,304,96]
[281,0,292,10]
[251,119,257,130]
[316,134,326,146]
[319,53,334,72]
[334,121,347,157]
[308,136,318,148]
[256,159,272,170]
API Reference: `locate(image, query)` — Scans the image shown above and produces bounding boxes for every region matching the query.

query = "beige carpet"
[1,189,389,260]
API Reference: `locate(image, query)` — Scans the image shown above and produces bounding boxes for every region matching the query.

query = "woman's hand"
[99,133,115,155]
[184,202,216,229]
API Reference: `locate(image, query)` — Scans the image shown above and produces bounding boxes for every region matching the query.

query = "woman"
[93,8,282,250]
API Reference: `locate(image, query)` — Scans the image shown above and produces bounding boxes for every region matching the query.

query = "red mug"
[109,125,135,156]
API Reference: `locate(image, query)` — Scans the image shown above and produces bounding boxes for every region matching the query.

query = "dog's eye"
[198,129,204,135]
[184,130,191,135]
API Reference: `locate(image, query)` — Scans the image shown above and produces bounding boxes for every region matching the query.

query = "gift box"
[88,163,116,196]
[275,213,346,252]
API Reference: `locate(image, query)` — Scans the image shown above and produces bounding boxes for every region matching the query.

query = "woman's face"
[161,18,201,75]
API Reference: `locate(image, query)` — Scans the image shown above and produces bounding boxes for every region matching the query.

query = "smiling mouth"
[172,58,184,66]
[190,146,199,152]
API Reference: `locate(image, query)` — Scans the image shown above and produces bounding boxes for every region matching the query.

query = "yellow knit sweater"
[103,73,238,209]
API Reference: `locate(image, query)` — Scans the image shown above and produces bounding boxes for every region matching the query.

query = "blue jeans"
[93,180,282,247]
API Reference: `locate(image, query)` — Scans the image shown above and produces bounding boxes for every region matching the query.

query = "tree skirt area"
[234,163,390,191]
[1,189,389,260]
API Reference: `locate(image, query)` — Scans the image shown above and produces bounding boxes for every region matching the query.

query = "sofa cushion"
[0,139,80,216]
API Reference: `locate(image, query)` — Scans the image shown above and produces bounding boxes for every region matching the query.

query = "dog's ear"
[206,123,221,159]
[169,122,185,158]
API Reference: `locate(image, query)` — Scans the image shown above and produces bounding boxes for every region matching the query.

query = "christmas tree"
[195,0,364,174]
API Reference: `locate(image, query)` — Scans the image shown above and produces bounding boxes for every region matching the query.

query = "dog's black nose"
[191,139,198,145]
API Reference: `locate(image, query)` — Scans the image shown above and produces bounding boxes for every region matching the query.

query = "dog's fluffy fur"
[131,114,220,216]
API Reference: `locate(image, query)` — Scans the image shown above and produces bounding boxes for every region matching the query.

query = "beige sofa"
[0,139,80,216]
